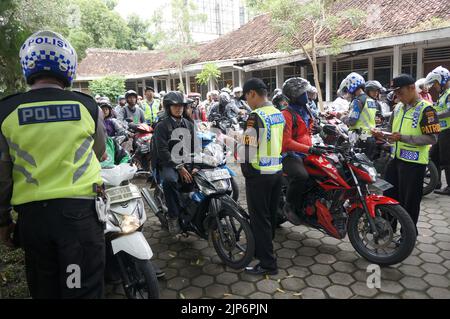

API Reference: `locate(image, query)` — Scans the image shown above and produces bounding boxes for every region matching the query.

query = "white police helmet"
[20,30,77,87]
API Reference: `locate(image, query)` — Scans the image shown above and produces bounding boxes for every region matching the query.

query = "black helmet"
[272,92,288,110]
[125,90,138,100]
[282,77,311,102]
[163,91,189,110]
[219,92,231,106]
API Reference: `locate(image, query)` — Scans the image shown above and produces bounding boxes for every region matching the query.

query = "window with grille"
[252,69,277,94]
[402,52,417,79]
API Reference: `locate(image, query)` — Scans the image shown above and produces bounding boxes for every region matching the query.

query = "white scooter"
[102,163,159,299]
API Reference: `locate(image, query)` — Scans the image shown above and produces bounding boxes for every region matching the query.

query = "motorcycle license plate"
[139,144,150,153]
[204,169,231,182]
[372,179,393,192]
[106,184,141,204]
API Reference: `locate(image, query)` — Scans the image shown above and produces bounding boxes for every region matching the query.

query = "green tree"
[0,0,70,97]
[247,0,366,110]
[196,63,221,89]
[161,0,207,93]
[126,14,153,50]
[74,0,130,49]
[103,0,118,10]
[88,76,126,102]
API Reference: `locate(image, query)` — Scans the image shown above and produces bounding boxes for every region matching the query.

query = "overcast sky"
[115,0,170,19]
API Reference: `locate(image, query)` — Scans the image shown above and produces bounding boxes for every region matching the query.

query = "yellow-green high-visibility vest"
[349,96,377,134]
[142,99,160,124]
[391,100,433,165]
[1,99,103,205]
[434,87,450,131]
[250,105,285,173]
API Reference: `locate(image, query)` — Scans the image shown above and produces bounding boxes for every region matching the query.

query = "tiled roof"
[77,0,450,79]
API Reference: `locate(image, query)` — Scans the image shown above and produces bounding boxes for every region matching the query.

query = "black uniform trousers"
[245,172,282,270]
[15,198,105,299]
[430,128,450,187]
[384,158,426,234]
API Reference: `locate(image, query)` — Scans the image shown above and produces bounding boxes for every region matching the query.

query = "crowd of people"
[0,29,449,299]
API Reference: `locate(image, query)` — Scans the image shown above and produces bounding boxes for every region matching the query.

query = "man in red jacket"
[281,78,327,224]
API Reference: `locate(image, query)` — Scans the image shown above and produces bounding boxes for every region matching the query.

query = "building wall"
[75,42,450,101]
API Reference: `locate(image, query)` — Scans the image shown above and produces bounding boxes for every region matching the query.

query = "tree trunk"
[311,29,324,112]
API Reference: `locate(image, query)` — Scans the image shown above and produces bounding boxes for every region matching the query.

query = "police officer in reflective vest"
[426,66,450,195]
[372,75,440,233]
[340,72,379,158]
[141,86,160,125]
[238,78,285,276]
[0,30,106,298]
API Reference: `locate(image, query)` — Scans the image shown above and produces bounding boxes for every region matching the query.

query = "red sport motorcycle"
[278,125,417,266]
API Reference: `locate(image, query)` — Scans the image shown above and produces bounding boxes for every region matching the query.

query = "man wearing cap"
[238,78,285,276]
[372,74,440,233]
[141,87,160,125]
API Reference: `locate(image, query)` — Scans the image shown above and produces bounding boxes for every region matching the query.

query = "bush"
[88,76,126,102]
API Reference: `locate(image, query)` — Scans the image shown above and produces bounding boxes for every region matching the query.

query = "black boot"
[435,186,450,196]
[283,203,302,226]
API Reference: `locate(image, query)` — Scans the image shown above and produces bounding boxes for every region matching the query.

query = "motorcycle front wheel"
[210,199,255,269]
[347,204,416,266]
[116,253,160,299]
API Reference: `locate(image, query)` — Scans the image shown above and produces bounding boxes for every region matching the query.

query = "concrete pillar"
[276,65,284,89]
[368,56,374,80]
[417,46,424,79]
[238,70,245,87]
[185,73,190,94]
[300,66,307,78]
[325,55,333,102]
[153,78,158,92]
[393,45,402,78]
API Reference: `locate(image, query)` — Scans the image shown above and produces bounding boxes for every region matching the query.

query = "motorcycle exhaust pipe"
[141,187,159,214]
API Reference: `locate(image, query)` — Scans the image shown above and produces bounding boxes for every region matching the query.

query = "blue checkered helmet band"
[345,72,365,94]
[20,30,77,87]
[433,66,450,86]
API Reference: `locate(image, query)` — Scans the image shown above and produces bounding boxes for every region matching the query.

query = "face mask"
[295,92,309,106]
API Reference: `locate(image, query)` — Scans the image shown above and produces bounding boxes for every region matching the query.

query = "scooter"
[102,163,159,299]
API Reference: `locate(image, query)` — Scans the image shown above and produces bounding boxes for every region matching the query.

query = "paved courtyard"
[106,169,450,299]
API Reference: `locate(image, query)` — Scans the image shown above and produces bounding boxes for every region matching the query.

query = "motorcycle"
[278,125,417,266]
[126,121,153,172]
[197,130,240,201]
[102,163,159,299]
[141,145,255,269]
[348,129,439,197]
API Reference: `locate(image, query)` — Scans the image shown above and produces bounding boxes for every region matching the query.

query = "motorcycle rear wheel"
[423,161,438,196]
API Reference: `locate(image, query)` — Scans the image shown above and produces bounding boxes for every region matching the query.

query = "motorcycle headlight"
[361,164,377,182]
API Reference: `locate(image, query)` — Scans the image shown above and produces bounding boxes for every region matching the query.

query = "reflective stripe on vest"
[1,100,103,205]
[434,88,450,130]
[142,99,160,124]
[349,98,377,133]
[250,105,285,173]
[391,100,431,165]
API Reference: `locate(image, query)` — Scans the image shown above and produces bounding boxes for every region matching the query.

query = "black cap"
[145,87,155,92]
[241,78,268,100]
[389,74,416,91]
